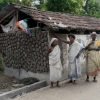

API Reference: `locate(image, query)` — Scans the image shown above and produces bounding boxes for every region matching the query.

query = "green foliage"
[0,0,33,10]
[39,0,47,11]
[46,0,84,14]
[84,0,100,18]
[21,0,33,6]
[46,0,67,12]
[0,0,100,17]
[40,0,100,18]
[0,0,8,10]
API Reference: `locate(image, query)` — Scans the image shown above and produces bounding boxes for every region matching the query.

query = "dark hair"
[68,34,75,39]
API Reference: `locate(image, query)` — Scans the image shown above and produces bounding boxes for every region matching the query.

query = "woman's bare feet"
[50,82,54,88]
[72,80,77,84]
[86,78,89,82]
[67,80,73,83]
[86,75,89,82]
[93,79,97,82]
[57,81,61,87]
[93,76,97,82]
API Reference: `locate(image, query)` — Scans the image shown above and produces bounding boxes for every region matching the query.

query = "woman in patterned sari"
[85,32,100,82]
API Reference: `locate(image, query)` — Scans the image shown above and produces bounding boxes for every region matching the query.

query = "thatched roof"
[0,4,100,33]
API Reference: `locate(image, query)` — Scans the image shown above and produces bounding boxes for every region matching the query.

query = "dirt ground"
[0,73,15,91]
[0,73,39,95]
[13,76,100,100]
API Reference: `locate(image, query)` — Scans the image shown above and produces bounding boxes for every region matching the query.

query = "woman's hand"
[49,48,53,53]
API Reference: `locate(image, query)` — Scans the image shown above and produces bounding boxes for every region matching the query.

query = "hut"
[0,4,100,81]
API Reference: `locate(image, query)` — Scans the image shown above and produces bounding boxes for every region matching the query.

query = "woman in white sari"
[55,35,83,84]
[49,38,63,87]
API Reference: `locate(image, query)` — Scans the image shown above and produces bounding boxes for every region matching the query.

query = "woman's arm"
[85,41,94,50]
[54,34,70,44]
[59,38,70,44]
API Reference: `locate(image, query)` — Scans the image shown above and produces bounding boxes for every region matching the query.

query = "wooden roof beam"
[0,10,15,23]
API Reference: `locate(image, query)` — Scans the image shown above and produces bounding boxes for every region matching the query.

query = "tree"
[0,0,33,10]
[34,0,47,10]
[21,0,33,7]
[40,0,47,10]
[84,0,100,18]
[46,0,84,14]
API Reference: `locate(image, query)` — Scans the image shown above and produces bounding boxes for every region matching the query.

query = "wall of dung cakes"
[0,30,49,73]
